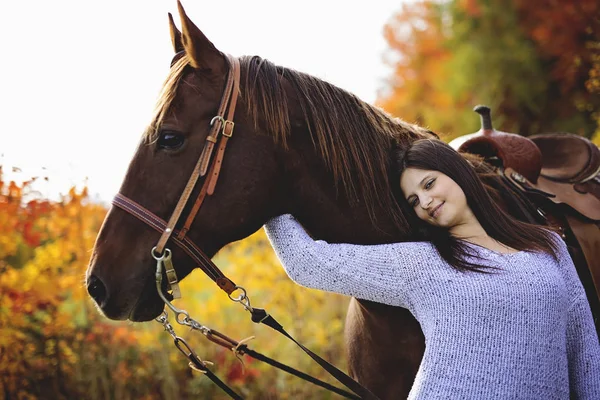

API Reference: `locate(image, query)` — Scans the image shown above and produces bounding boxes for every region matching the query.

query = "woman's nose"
[419,196,432,209]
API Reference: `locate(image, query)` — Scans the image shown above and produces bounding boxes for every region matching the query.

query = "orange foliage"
[381,0,600,137]
[0,167,350,399]
[513,0,599,97]
[377,1,474,137]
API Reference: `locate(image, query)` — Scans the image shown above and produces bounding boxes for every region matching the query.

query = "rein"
[112,54,379,400]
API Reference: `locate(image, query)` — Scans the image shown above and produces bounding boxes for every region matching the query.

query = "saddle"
[532,133,600,183]
[452,105,543,184]
[450,105,600,331]
[450,105,600,221]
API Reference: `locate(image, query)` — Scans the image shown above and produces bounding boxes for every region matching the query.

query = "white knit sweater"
[264,214,600,399]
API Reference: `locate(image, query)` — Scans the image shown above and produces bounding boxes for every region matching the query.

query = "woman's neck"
[448,209,487,240]
[450,223,488,242]
[449,214,517,254]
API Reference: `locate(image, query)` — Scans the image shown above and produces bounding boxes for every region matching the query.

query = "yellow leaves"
[2,170,351,398]
[0,230,18,258]
[0,267,19,287]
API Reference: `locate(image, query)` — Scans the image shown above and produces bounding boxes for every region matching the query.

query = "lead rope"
[115,192,378,398]
[153,249,363,400]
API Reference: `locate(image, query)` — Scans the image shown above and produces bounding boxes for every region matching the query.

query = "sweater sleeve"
[263,214,437,308]
[553,235,600,398]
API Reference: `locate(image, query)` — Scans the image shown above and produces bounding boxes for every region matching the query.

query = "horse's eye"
[157,131,185,150]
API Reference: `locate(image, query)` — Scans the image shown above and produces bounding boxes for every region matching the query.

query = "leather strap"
[155,54,240,254]
[250,308,380,400]
[208,57,240,195]
[173,336,243,400]
[198,56,236,176]
[178,161,213,239]
[243,348,360,399]
[112,194,237,294]
[178,56,241,237]
[201,327,360,399]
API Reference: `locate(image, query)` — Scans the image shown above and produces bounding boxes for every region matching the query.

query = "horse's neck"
[280,140,406,245]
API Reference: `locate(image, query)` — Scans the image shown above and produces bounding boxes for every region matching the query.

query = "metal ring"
[175,311,191,325]
[155,310,169,323]
[151,247,171,260]
[228,286,247,302]
[210,116,225,127]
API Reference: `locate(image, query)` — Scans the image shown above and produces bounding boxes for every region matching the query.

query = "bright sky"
[1,0,405,203]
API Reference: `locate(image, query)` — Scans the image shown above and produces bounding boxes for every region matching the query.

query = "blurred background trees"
[2,0,599,399]
[378,0,600,141]
[0,168,349,399]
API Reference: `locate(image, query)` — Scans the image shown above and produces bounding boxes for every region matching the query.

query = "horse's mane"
[147,54,435,232]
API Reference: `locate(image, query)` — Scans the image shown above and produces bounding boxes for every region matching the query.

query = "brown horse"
[85,3,599,399]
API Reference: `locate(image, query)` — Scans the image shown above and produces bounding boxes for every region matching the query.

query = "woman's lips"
[430,202,444,218]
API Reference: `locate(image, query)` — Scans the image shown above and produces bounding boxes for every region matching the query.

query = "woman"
[264,139,600,399]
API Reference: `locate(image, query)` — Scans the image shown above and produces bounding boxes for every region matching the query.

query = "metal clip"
[228,286,253,312]
[155,311,178,340]
[511,172,526,184]
[153,248,189,318]
[162,251,181,299]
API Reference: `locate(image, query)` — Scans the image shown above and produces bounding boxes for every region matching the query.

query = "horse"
[85,3,600,399]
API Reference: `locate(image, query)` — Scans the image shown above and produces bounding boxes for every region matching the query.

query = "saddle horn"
[455,105,543,183]
[474,105,493,131]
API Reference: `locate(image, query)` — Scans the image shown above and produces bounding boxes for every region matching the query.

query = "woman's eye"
[157,131,185,150]
[410,198,418,208]
[425,179,435,189]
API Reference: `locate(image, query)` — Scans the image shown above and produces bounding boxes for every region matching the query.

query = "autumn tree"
[379,0,600,139]
[378,1,475,137]
[1,167,351,399]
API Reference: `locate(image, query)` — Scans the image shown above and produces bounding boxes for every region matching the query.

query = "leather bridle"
[113,53,240,297]
[110,53,379,400]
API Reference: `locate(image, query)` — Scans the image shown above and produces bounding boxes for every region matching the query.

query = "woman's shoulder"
[542,229,569,256]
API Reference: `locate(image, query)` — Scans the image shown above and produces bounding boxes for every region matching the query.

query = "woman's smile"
[400,168,476,231]
[429,202,444,219]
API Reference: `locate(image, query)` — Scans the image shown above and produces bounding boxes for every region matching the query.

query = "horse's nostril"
[87,274,107,306]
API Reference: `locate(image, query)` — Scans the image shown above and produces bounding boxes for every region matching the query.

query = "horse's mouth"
[129,297,165,322]
[127,275,171,322]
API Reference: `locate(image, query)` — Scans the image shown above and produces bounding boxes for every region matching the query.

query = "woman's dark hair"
[394,138,559,272]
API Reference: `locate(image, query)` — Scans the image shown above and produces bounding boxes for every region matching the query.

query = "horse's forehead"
[176,71,224,105]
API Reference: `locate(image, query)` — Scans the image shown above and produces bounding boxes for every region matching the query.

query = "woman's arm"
[567,296,600,398]
[264,214,437,308]
[554,236,600,398]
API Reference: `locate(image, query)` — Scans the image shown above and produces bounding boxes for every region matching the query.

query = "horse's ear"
[168,12,184,53]
[177,0,224,71]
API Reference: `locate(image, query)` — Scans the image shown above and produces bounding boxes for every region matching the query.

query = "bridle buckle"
[222,120,235,137]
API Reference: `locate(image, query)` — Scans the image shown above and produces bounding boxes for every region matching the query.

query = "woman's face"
[400,168,471,229]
